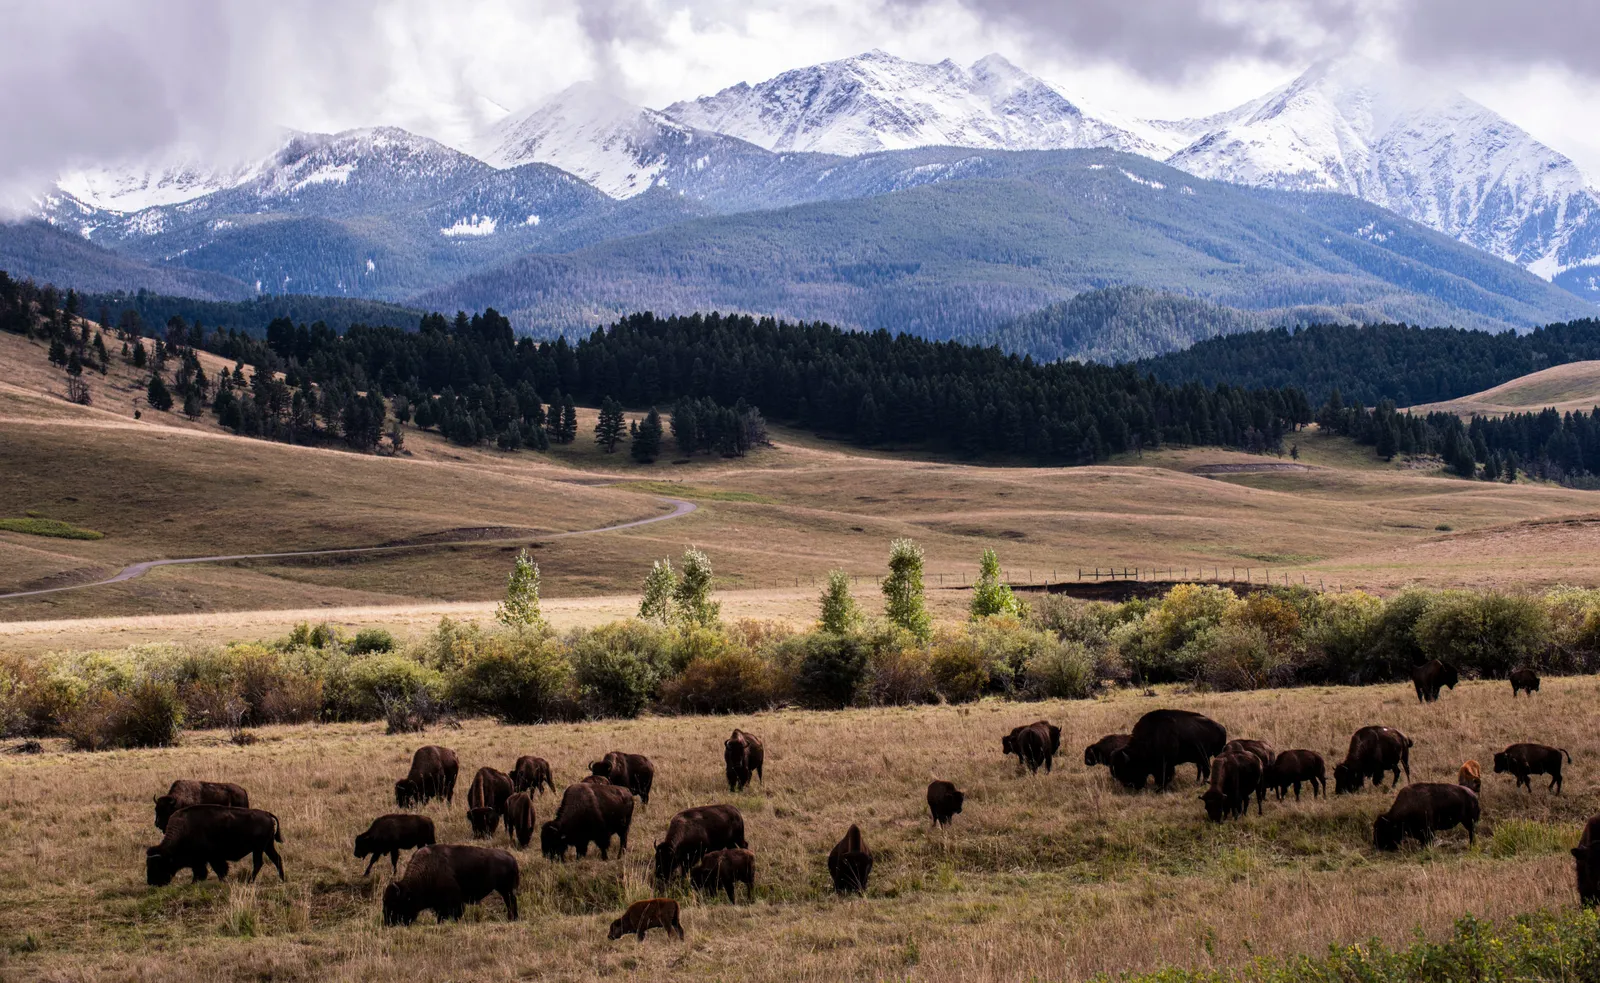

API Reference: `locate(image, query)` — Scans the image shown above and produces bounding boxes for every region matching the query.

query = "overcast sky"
[4,0,1599,206]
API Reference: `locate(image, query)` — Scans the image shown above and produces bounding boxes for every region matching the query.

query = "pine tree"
[969,548,1022,620]
[495,548,545,633]
[544,393,563,444]
[672,400,698,457]
[631,407,663,462]
[673,547,720,628]
[882,538,931,642]
[183,391,203,420]
[146,372,174,412]
[48,337,67,366]
[559,396,578,444]
[639,559,677,625]
[594,396,626,452]
[818,569,861,634]
[132,340,147,368]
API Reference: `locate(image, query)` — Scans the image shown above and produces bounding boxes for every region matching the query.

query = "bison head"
[353,832,372,859]
[1441,663,1459,689]
[1200,789,1229,822]
[949,790,965,814]
[1108,748,1148,790]
[1332,763,1362,795]
[1493,752,1510,774]
[395,779,421,809]
[468,807,501,838]
[1574,844,1600,905]
[1002,733,1017,756]
[153,795,181,831]
[1083,744,1099,766]
[382,882,420,926]
[540,822,566,861]
[589,759,612,778]
[607,917,626,940]
[145,847,178,886]
[1046,725,1062,756]
[1372,815,1403,851]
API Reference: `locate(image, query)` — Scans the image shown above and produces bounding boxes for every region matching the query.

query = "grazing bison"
[1084,734,1131,768]
[724,729,765,792]
[154,780,249,830]
[503,792,536,849]
[540,782,635,861]
[395,746,459,809]
[1509,668,1541,697]
[1411,659,1459,703]
[1003,721,1062,775]
[354,814,436,876]
[609,899,683,941]
[690,848,755,903]
[1200,750,1263,821]
[467,767,515,837]
[1494,743,1572,794]
[1457,760,1482,795]
[927,780,965,825]
[827,825,872,894]
[511,756,555,795]
[1572,815,1600,906]
[590,752,655,804]
[1108,709,1228,790]
[382,845,519,924]
[1333,726,1413,794]
[1266,749,1326,801]
[653,805,748,885]
[146,805,283,885]
[1372,783,1479,850]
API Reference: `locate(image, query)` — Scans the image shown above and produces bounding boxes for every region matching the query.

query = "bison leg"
[501,888,518,921]
[249,851,264,883]
[265,843,285,881]
[390,850,401,873]
[673,911,684,939]
[192,864,210,883]
[362,853,380,877]
[1552,772,1562,794]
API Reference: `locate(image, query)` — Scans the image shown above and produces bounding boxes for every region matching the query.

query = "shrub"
[964,616,1055,694]
[413,616,484,671]
[1197,623,1297,691]
[324,653,446,721]
[447,634,571,724]
[0,657,41,737]
[64,681,183,751]
[349,628,396,655]
[1365,588,1433,679]
[658,649,775,714]
[1302,590,1383,683]
[881,538,931,642]
[792,633,869,709]
[495,549,545,633]
[864,645,938,706]
[1415,590,1548,678]
[674,548,721,628]
[1029,595,1114,649]
[928,634,989,703]
[1543,587,1600,673]
[1022,639,1097,699]
[818,569,862,634]
[969,548,1022,619]
[1118,583,1240,683]
[569,621,668,718]
[285,622,341,650]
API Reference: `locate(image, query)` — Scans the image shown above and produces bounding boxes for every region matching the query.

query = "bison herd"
[140,662,1600,937]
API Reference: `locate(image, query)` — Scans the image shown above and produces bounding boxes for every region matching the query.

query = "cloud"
[1391,0,1600,77]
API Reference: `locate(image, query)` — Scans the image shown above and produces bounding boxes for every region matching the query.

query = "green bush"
[1546,587,1600,673]
[864,645,938,705]
[447,634,571,724]
[1302,590,1382,683]
[1363,588,1433,680]
[1414,590,1548,678]
[569,621,668,718]
[791,633,869,709]
[349,628,396,655]
[928,634,988,703]
[1114,583,1240,684]
[324,653,445,721]
[64,681,183,751]
[1021,639,1097,699]
[658,649,775,714]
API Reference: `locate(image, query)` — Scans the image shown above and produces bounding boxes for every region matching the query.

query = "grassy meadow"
[1,677,1595,981]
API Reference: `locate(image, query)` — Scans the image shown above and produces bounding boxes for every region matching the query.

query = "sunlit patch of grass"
[0,517,104,540]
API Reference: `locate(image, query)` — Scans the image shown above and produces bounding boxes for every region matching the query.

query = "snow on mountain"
[55,155,260,213]
[1162,57,1600,281]
[662,50,1165,158]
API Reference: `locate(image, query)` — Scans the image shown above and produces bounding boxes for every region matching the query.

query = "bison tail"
[1565,748,1574,763]
[271,812,283,842]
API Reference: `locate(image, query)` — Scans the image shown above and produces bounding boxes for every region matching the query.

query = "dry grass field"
[1,678,1594,982]
[1407,361,1600,417]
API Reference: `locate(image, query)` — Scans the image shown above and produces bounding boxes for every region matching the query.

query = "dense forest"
[1139,320,1600,405]
[981,286,1267,363]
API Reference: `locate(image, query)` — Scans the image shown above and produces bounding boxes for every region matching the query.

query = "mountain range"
[7,49,1598,361]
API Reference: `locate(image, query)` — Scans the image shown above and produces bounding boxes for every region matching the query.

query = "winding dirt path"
[0,497,696,601]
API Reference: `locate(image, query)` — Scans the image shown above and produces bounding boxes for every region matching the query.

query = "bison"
[154,780,248,831]
[1509,668,1541,698]
[724,729,765,792]
[511,756,555,795]
[395,745,459,809]
[1572,815,1600,905]
[540,782,635,861]
[1200,750,1263,821]
[1333,726,1412,794]
[1003,721,1062,775]
[609,898,683,941]
[1372,782,1479,850]
[1411,659,1459,703]
[1493,743,1571,794]
[1108,709,1228,790]
[827,825,872,894]
[1457,760,1482,795]
[146,805,283,885]
[1084,734,1131,768]
[467,766,515,837]
[927,780,965,825]
[689,848,755,903]
[1266,749,1326,801]
[382,845,519,924]
[590,751,655,804]
[354,814,436,876]
[653,804,748,885]
[503,792,536,849]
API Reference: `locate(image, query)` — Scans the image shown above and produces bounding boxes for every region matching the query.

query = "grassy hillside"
[1408,361,1600,416]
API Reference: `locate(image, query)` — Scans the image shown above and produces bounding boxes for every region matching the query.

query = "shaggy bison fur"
[1373,782,1479,850]
[146,805,283,885]
[467,767,515,837]
[1509,668,1541,697]
[354,814,436,875]
[828,825,872,893]
[690,848,755,903]
[154,780,249,830]
[503,792,536,849]
[1494,743,1572,794]
[609,899,683,940]
[511,756,555,795]
[1200,750,1263,821]
[1572,815,1600,906]
[395,746,459,809]
[1457,760,1482,795]
[1084,734,1131,768]
[382,845,519,924]
[541,782,635,861]
[1333,726,1412,794]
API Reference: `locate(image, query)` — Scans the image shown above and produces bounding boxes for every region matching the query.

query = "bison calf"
[1509,668,1541,697]
[828,825,872,893]
[355,814,436,876]
[610,899,683,940]
[1373,782,1479,850]
[927,780,965,826]
[1494,743,1571,794]
[1003,721,1061,775]
[511,755,555,795]
[1572,815,1600,906]
[1457,760,1482,795]
[690,848,755,903]
[1266,749,1326,801]
[1083,734,1130,768]
[503,792,536,849]
[382,844,519,925]
[1201,750,1262,821]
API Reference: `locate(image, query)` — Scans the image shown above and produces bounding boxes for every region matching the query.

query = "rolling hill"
[1407,361,1600,417]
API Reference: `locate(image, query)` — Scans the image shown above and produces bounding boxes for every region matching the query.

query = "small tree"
[632,407,664,463]
[65,374,92,406]
[818,569,861,634]
[594,396,626,452]
[639,559,677,625]
[131,339,147,368]
[559,397,578,444]
[882,538,931,642]
[674,547,720,628]
[970,548,1022,619]
[146,372,174,412]
[495,548,545,633]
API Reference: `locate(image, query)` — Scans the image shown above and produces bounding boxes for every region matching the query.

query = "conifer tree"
[594,396,626,452]
[48,337,67,366]
[495,548,545,633]
[818,569,861,635]
[969,548,1022,619]
[132,340,147,368]
[559,396,578,444]
[631,407,663,462]
[882,538,931,642]
[146,372,173,412]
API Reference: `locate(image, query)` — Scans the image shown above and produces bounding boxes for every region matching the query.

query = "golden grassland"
[1,678,1595,982]
[1407,360,1600,417]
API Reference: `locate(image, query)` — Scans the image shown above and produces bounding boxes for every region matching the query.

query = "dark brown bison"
[1333,726,1413,794]
[511,756,555,795]
[395,746,459,809]
[1109,709,1228,790]
[1372,782,1479,850]
[724,729,765,792]
[541,782,635,860]
[1494,743,1572,794]
[1084,733,1131,768]
[827,825,872,893]
[609,898,683,941]
[1509,668,1541,697]
[1266,749,1326,801]
[653,805,748,885]
[689,847,755,903]
[927,780,965,825]
[1411,659,1459,703]
[1224,739,1277,801]
[382,844,519,924]
[354,814,436,876]
[146,805,283,885]
[154,780,249,830]
[1200,750,1263,821]
[467,767,515,837]
[503,792,536,849]
[1572,815,1600,905]
[1458,760,1482,795]
[1003,721,1062,775]
[590,752,655,804]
